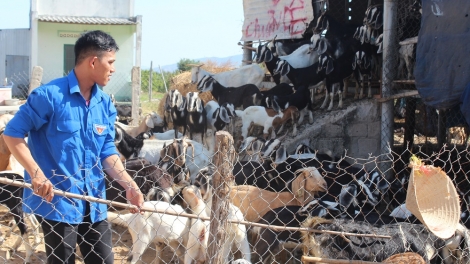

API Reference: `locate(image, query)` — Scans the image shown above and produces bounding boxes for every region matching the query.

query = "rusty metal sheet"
[241,0,314,41]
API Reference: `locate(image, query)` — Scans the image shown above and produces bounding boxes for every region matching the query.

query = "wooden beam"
[376,90,419,102]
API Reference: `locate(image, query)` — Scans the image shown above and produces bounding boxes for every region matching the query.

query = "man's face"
[92,50,116,86]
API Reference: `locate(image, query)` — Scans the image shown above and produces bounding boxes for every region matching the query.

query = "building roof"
[37,15,137,25]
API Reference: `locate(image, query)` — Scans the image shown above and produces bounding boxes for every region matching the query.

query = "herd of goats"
[2,2,470,264]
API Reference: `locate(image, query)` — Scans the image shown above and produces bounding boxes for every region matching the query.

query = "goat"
[180,185,210,264]
[300,217,468,263]
[252,200,342,263]
[114,127,212,181]
[233,167,326,223]
[153,130,183,140]
[235,105,299,140]
[254,43,290,84]
[317,53,354,110]
[115,113,158,138]
[107,201,190,264]
[258,83,294,108]
[163,92,173,130]
[0,172,36,263]
[197,75,261,109]
[190,63,265,88]
[105,157,188,205]
[266,84,314,132]
[185,92,207,146]
[195,166,326,223]
[352,50,373,99]
[169,89,187,138]
[204,101,233,152]
[185,184,251,263]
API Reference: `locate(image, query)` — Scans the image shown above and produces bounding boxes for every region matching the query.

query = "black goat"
[197,75,261,109]
[352,50,373,99]
[0,172,35,262]
[317,52,355,110]
[301,217,448,263]
[114,125,144,159]
[185,92,207,145]
[267,85,314,131]
[259,83,294,108]
[169,89,187,138]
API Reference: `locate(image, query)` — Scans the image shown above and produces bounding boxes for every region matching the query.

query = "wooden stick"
[302,256,378,264]
[0,177,392,239]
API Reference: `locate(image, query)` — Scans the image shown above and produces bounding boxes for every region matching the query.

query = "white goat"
[107,201,190,264]
[115,113,158,138]
[190,64,264,88]
[197,179,252,263]
[277,43,318,69]
[153,130,183,140]
[235,106,282,140]
[183,186,210,264]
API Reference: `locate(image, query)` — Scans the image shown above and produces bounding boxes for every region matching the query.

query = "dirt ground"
[0,207,173,264]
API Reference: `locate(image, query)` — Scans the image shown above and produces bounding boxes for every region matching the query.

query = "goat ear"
[364,56,371,69]
[339,184,358,210]
[178,96,186,112]
[114,126,123,143]
[291,171,305,203]
[196,98,203,113]
[326,59,334,75]
[318,38,328,55]
[219,107,230,123]
[274,145,287,164]
[264,49,273,62]
[352,57,357,70]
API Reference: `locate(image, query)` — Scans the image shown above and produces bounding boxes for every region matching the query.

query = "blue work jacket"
[4,70,118,224]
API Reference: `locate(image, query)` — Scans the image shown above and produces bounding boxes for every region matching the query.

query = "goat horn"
[242,46,257,51]
[186,140,195,162]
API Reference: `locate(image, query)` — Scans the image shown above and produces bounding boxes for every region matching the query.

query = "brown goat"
[229,167,327,222]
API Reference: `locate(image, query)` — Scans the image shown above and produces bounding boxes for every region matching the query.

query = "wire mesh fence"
[1,0,469,263]
[0,133,469,263]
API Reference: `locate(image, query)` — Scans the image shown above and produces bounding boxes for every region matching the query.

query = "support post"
[207,131,235,264]
[242,41,253,66]
[28,66,43,94]
[131,67,141,126]
[380,0,398,180]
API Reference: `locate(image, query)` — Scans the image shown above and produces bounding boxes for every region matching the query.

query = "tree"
[177,58,201,72]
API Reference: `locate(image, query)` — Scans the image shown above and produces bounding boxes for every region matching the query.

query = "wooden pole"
[207,131,235,264]
[148,61,153,101]
[28,66,43,94]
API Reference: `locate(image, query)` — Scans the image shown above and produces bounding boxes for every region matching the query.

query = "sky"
[0,0,246,68]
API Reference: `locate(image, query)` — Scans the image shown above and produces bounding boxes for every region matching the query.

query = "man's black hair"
[74,30,119,65]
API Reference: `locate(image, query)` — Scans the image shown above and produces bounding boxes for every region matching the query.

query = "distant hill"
[155,54,244,72]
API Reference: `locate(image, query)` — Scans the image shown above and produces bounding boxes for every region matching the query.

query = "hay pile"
[157,60,238,118]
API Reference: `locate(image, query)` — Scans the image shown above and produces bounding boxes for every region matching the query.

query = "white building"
[0,0,141,100]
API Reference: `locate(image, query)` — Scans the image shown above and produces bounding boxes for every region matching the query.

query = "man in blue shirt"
[3,30,144,264]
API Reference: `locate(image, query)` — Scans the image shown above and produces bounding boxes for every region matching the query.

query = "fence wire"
[0,140,469,263]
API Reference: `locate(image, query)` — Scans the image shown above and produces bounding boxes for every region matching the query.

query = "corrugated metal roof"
[38,15,137,25]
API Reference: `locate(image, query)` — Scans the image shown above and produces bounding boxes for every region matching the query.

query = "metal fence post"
[131,66,141,126]
[207,131,235,264]
[381,0,398,180]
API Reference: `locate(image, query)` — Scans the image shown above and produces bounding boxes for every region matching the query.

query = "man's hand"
[31,169,54,202]
[125,185,144,214]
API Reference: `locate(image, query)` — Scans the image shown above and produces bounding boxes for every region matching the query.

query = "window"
[64,44,75,75]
